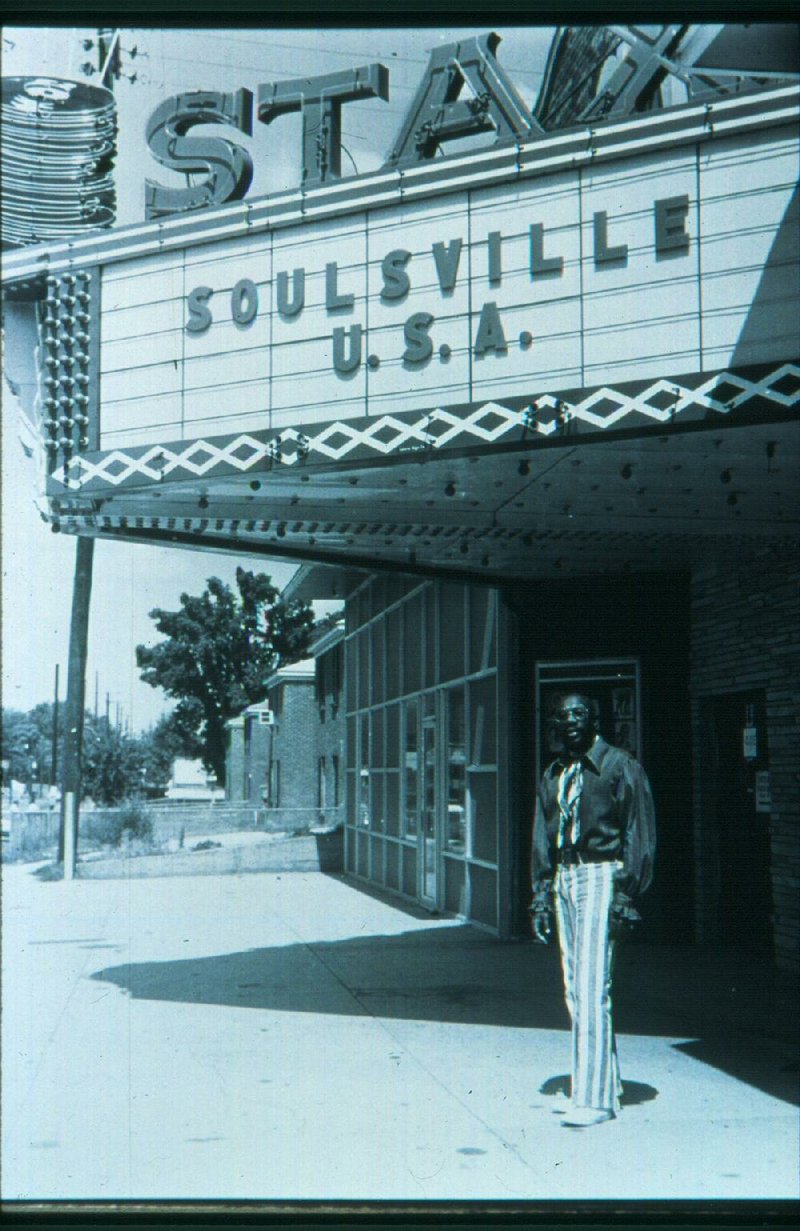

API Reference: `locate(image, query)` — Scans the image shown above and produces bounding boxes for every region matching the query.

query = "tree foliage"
[1,703,199,806]
[135,568,315,783]
[2,705,52,784]
[81,722,145,806]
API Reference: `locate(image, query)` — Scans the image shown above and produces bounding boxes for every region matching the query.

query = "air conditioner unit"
[258,709,275,725]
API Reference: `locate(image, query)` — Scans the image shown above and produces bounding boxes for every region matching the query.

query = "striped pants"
[554,860,622,1112]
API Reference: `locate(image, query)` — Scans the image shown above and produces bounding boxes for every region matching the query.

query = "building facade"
[288,556,797,970]
[3,27,797,966]
[225,625,346,833]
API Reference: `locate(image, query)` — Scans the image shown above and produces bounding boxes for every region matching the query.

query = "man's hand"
[609,894,641,942]
[531,909,552,944]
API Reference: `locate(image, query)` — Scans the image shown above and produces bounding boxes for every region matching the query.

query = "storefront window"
[403,592,423,695]
[469,674,497,766]
[385,773,400,837]
[372,620,385,704]
[386,606,401,698]
[357,629,369,711]
[445,687,466,854]
[469,771,497,863]
[372,771,385,831]
[346,768,356,826]
[403,700,419,839]
[386,704,400,768]
[440,584,465,682]
[359,767,370,828]
[359,718,370,828]
[469,586,496,673]
[371,707,384,768]
[425,585,437,687]
[421,719,437,902]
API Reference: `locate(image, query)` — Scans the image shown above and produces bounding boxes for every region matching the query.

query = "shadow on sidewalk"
[92,925,799,1106]
[539,1075,659,1106]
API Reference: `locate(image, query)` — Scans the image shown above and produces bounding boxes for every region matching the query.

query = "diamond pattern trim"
[52,365,800,489]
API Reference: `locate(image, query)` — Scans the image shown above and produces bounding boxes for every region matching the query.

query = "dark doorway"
[713,690,773,950]
[508,572,694,944]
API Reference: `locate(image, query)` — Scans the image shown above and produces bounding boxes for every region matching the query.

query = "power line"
[197,30,429,65]
[151,49,422,94]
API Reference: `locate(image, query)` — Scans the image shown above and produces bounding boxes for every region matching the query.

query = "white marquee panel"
[94,123,798,454]
[698,130,799,370]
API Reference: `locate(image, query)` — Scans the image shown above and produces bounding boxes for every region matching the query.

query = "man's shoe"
[561,1107,616,1128]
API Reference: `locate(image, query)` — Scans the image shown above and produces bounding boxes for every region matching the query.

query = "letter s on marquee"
[403,312,434,365]
[145,89,254,221]
[186,286,214,333]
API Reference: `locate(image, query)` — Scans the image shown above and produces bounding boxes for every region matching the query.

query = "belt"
[555,845,615,867]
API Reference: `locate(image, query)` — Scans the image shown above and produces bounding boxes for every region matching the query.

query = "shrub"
[117,800,154,846]
[84,800,153,848]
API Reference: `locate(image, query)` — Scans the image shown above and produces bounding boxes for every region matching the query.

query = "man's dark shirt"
[531,735,656,914]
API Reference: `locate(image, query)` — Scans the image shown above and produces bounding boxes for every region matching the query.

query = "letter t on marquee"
[258,64,389,188]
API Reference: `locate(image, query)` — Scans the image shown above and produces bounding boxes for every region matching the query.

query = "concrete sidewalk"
[2,863,797,1204]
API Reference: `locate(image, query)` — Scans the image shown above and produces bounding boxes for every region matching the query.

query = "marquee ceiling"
[52,417,799,584]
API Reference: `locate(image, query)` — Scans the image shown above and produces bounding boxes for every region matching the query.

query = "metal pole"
[57,27,120,876]
[59,537,94,876]
[51,663,60,785]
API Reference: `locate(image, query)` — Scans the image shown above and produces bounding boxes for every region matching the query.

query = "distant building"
[166,758,222,801]
[225,622,345,833]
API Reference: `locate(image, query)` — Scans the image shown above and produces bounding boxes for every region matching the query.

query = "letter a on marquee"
[385,32,541,167]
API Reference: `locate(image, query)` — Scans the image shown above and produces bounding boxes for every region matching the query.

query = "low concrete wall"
[76,829,344,880]
[3,803,321,862]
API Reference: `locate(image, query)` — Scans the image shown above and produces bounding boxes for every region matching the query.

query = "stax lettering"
[146,32,538,220]
[185,197,690,375]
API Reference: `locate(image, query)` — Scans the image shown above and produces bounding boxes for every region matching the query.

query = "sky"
[1,23,554,732]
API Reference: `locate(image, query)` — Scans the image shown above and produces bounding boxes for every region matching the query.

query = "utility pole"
[59,538,94,874]
[51,663,60,785]
[59,27,123,878]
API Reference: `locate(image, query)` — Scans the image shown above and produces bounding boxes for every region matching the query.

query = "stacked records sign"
[1,76,117,249]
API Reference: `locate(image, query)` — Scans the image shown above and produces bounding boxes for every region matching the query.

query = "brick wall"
[226,719,246,801]
[690,554,799,972]
[245,714,270,803]
[270,680,319,827]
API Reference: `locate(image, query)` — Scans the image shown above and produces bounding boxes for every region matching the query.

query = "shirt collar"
[555,734,609,775]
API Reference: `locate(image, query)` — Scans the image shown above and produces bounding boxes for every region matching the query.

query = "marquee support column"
[59,536,94,878]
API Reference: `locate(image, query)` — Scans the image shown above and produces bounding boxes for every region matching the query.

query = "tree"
[135,568,315,784]
[2,709,45,787]
[82,722,145,806]
[2,702,200,805]
[2,702,63,788]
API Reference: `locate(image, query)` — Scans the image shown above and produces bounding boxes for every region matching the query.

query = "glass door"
[419,714,439,907]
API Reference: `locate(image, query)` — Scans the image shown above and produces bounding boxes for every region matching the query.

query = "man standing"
[531,692,656,1128]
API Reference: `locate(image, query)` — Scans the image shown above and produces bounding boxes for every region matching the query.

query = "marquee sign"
[142,34,536,216]
[83,90,798,476]
[1,66,797,565]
